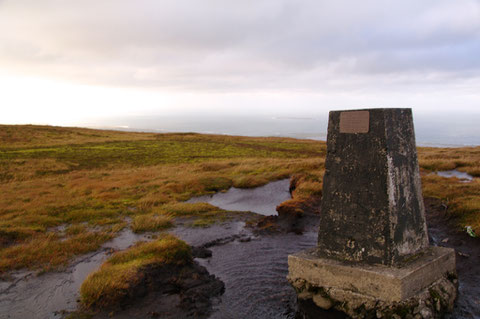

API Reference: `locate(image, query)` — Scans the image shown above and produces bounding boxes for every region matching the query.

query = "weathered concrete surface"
[318,108,429,266]
[288,246,455,303]
[288,247,457,318]
[288,108,458,318]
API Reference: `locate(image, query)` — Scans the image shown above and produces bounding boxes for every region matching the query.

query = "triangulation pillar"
[288,109,457,319]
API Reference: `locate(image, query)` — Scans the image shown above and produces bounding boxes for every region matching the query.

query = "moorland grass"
[418,146,480,232]
[0,125,478,274]
[80,234,191,308]
[131,214,173,233]
[0,231,114,272]
[0,125,325,272]
[157,202,237,227]
[0,124,159,148]
[418,146,480,177]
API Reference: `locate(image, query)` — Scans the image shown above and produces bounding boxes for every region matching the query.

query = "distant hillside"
[0,124,160,148]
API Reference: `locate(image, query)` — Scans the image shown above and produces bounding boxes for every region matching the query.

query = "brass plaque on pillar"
[339,111,370,133]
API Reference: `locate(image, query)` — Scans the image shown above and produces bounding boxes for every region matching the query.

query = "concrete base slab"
[288,246,458,318]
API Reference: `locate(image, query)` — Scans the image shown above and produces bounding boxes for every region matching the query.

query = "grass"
[0,231,113,272]
[157,202,239,227]
[418,146,480,232]
[159,202,226,217]
[0,124,159,148]
[80,234,191,308]
[418,146,480,177]
[0,125,325,273]
[276,173,324,217]
[0,124,478,274]
[422,175,480,231]
[131,214,173,233]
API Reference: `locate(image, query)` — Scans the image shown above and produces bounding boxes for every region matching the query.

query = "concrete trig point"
[288,109,457,318]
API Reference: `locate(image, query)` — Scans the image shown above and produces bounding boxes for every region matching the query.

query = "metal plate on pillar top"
[339,111,370,133]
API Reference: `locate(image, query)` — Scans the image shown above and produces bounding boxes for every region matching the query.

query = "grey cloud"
[0,0,479,91]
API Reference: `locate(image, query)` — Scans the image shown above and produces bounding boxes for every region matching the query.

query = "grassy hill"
[0,124,478,274]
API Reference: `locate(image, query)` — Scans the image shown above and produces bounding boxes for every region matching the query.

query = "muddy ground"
[0,190,478,319]
[84,196,479,319]
[84,254,225,319]
[424,198,480,319]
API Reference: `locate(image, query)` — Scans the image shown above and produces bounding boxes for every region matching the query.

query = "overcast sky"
[1,0,479,125]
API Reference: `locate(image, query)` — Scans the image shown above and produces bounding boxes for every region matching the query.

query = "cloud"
[0,0,479,93]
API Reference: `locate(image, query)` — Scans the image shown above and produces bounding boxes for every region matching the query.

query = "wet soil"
[0,229,151,319]
[425,197,480,319]
[86,260,224,319]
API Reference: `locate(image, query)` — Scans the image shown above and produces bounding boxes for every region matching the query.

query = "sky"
[1,0,480,126]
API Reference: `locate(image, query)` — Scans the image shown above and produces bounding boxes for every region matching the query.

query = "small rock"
[297,291,313,300]
[419,307,433,319]
[312,294,333,310]
[192,247,212,259]
[441,238,449,243]
[458,251,470,258]
[435,299,441,312]
[376,310,383,318]
[291,279,306,290]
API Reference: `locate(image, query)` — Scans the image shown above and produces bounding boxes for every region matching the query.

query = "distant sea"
[82,113,479,148]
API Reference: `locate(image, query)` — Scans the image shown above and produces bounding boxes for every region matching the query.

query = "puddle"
[204,230,318,319]
[187,179,291,216]
[172,221,249,247]
[170,222,320,319]
[0,229,150,319]
[436,170,473,182]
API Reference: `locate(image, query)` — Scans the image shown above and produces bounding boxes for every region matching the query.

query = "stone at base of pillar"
[288,246,457,319]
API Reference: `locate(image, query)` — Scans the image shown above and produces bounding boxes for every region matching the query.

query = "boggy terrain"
[0,125,479,318]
